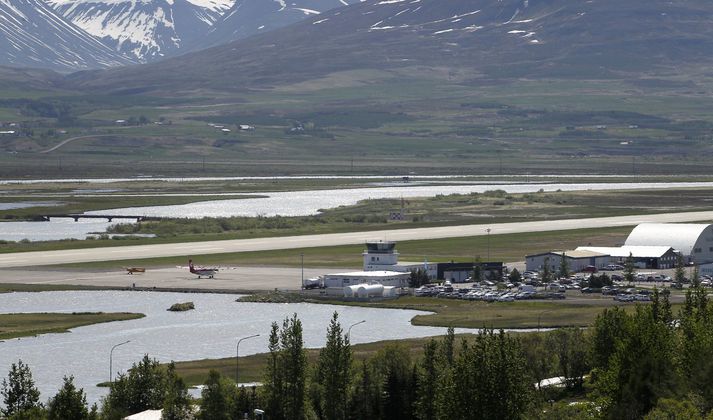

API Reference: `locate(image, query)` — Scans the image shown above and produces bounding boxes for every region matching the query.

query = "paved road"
[2,210,713,268]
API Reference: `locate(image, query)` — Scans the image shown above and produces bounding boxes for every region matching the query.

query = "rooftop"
[576,245,675,258]
[551,250,608,258]
[327,270,409,277]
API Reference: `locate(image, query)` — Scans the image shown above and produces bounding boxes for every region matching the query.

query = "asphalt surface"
[1,266,333,291]
[2,210,713,268]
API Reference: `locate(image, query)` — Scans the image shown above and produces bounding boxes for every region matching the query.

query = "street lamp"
[301,253,304,289]
[347,320,366,341]
[486,228,491,261]
[537,310,553,332]
[109,340,130,383]
[236,334,260,384]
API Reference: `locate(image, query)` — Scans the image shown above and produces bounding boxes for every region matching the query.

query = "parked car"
[602,287,619,296]
[604,264,624,271]
[582,265,598,273]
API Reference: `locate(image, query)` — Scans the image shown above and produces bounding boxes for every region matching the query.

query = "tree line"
[3,283,713,419]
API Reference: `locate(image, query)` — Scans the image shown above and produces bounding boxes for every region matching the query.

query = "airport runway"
[2,210,713,268]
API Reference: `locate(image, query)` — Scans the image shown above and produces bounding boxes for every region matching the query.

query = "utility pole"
[486,228,491,261]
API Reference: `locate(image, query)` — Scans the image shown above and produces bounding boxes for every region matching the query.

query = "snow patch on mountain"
[48,0,232,61]
[0,0,133,71]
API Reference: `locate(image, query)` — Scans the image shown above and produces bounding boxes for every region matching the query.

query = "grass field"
[2,76,713,178]
[53,225,630,270]
[174,335,451,386]
[0,312,144,340]
[335,295,683,329]
[0,283,110,293]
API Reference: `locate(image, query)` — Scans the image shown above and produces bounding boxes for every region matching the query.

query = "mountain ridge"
[0,0,135,72]
[66,0,713,93]
[47,0,233,61]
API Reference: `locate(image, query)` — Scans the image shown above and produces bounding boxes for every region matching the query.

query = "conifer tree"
[558,253,569,279]
[541,257,552,282]
[315,312,352,420]
[1,360,41,418]
[47,376,89,420]
[624,252,636,285]
[415,339,438,420]
[162,363,192,420]
[198,370,230,420]
[262,314,306,420]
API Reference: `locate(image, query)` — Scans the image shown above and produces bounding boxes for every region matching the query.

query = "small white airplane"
[188,259,218,279]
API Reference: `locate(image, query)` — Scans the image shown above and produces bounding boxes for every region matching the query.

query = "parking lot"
[412,265,698,305]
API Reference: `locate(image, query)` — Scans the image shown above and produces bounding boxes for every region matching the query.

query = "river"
[4,181,713,241]
[0,290,476,404]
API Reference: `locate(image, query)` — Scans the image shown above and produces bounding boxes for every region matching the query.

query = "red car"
[582,265,598,273]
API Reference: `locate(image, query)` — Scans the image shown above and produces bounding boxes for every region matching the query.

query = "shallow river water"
[0,291,477,404]
[4,181,713,241]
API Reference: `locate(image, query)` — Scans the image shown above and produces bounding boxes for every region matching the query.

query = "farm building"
[576,245,679,269]
[624,223,713,263]
[525,250,610,273]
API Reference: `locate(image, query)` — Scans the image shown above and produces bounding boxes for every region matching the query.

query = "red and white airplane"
[188,259,218,279]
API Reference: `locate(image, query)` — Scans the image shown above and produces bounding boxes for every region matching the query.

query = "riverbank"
[0,312,145,340]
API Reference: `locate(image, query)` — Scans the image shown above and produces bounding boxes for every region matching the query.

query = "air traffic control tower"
[363,241,399,271]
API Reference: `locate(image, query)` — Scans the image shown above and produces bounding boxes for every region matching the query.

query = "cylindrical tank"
[357,284,384,298]
[344,285,357,297]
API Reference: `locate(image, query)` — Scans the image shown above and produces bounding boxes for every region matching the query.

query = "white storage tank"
[382,286,397,297]
[344,285,357,297]
[360,284,384,298]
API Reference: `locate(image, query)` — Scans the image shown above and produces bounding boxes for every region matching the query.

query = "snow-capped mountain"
[71,0,713,92]
[0,0,133,72]
[48,0,235,61]
[194,0,360,50]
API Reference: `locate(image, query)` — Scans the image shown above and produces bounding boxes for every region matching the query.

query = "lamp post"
[347,320,366,341]
[109,340,130,383]
[236,334,260,384]
[301,253,304,289]
[486,228,491,261]
[537,310,553,332]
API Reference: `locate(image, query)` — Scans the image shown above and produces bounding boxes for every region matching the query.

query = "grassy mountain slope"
[67,0,713,93]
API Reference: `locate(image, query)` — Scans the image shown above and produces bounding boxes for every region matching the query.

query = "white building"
[576,245,678,269]
[124,409,162,420]
[525,250,610,273]
[323,270,410,297]
[362,241,437,278]
[624,223,713,263]
[324,270,410,289]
